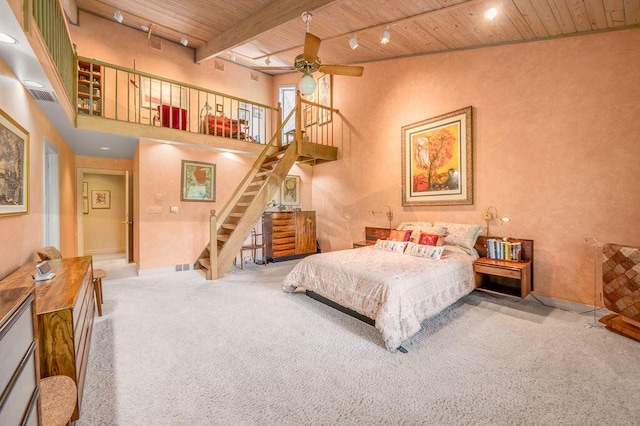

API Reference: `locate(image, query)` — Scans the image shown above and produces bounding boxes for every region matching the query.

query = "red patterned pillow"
[387,229,411,242]
[418,233,446,246]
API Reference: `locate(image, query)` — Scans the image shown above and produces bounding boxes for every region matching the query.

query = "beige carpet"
[76,259,640,425]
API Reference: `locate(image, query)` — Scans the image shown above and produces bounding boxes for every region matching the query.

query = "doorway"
[43,140,60,248]
[279,85,296,141]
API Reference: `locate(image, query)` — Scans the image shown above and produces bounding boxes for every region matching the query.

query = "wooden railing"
[30,0,75,102]
[76,57,279,144]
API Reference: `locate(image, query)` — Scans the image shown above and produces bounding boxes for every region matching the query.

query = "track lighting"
[299,73,315,96]
[380,26,390,44]
[113,10,123,23]
[265,57,271,66]
[349,34,359,50]
[180,35,188,46]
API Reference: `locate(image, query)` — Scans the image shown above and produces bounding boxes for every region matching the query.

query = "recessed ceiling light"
[23,80,44,88]
[100,147,111,150]
[484,7,498,21]
[0,33,18,44]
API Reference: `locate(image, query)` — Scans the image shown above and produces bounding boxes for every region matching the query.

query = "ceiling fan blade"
[318,64,364,77]
[303,32,321,62]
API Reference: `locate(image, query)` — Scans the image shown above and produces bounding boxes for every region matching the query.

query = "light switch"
[170,206,180,214]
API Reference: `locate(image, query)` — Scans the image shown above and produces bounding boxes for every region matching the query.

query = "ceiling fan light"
[299,73,316,96]
[380,26,390,44]
[113,10,123,23]
[349,34,359,50]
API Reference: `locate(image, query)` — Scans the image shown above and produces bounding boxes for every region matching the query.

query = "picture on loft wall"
[91,190,111,209]
[281,175,300,206]
[317,74,332,125]
[0,109,29,216]
[401,106,473,206]
[181,160,216,202]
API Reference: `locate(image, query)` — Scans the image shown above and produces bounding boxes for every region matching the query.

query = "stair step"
[218,234,230,242]
[222,223,236,230]
[198,258,211,269]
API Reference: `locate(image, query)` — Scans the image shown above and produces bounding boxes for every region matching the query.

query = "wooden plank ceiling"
[73,0,640,74]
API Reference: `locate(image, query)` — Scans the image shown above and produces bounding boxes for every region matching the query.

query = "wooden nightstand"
[353,227,391,248]
[474,258,532,298]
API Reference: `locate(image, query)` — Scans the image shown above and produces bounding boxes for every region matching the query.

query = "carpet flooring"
[76,259,640,425]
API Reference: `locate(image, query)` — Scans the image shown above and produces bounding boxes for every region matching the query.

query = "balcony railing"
[76,57,279,144]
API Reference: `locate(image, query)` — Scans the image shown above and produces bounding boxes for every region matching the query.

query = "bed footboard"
[600,243,640,342]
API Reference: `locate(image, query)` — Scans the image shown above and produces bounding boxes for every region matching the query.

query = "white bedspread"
[282,245,477,351]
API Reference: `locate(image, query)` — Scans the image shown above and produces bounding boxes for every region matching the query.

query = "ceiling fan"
[257,12,364,94]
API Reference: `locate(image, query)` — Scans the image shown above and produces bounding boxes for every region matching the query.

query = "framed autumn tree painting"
[401,106,473,206]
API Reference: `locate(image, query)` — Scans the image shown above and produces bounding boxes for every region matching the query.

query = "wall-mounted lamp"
[113,10,124,23]
[349,34,359,50]
[483,206,510,236]
[380,26,391,44]
[370,205,393,229]
[180,35,189,46]
[199,102,213,132]
[299,72,316,96]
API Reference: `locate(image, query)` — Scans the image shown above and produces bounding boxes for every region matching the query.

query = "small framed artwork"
[281,175,300,206]
[317,74,332,125]
[401,106,473,206]
[91,190,111,209]
[181,160,216,202]
[304,106,315,127]
[216,104,224,115]
[82,198,89,214]
[82,182,88,198]
[0,109,29,216]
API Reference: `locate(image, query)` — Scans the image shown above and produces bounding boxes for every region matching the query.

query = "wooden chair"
[36,247,106,316]
[239,228,267,270]
[39,375,77,426]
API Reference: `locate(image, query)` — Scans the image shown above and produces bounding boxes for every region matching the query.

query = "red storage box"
[158,104,187,130]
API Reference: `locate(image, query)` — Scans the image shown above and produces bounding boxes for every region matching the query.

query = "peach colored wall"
[0,59,77,279]
[136,140,256,270]
[69,11,273,106]
[76,155,132,171]
[275,28,640,305]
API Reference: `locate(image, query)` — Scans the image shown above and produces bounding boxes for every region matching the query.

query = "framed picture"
[304,106,315,127]
[317,74,332,125]
[82,182,88,198]
[401,106,473,206]
[216,103,224,115]
[82,198,89,214]
[0,109,29,216]
[91,190,111,209]
[181,160,216,202]
[281,175,300,206]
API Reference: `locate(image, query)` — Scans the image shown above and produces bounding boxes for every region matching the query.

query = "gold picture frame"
[0,109,29,216]
[401,106,473,206]
[181,160,216,202]
[281,175,300,206]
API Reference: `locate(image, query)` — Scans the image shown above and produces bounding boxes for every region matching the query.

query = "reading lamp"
[370,205,393,229]
[483,206,510,237]
[199,102,212,132]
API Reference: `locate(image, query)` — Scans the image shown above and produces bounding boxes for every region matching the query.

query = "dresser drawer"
[0,346,37,426]
[0,295,34,396]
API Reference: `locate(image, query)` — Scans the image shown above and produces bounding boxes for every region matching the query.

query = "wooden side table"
[474,257,532,299]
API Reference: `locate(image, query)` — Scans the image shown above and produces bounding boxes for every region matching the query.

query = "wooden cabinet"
[473,236,534,299]
[0,282,40,426]
[263,211,317,262]
[77,60,102,116]
[35,256,95,421]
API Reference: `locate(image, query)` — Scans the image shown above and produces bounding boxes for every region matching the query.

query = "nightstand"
[474,257,532,299]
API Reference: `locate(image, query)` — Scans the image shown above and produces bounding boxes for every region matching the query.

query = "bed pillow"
[373,239,408,254]
[408,226,448,244]
[418,233,447,246]
[433,221,484,252]
[404,242,445,259]
[387,229,411,242]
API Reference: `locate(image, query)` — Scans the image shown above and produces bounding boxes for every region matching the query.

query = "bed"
[282,221,483,352]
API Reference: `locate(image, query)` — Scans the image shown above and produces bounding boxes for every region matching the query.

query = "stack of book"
[485,239,522,261]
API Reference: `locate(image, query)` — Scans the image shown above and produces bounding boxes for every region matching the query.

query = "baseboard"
[528,292,599,313]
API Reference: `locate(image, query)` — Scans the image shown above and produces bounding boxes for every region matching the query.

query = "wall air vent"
[27,89,58,103]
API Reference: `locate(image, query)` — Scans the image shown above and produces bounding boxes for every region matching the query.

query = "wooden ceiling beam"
[195,0,339,63]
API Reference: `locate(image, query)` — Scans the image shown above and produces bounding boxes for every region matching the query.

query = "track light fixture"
[113,10,123,23]
[265,57,271,66]
[180,35,188,46]
[349,34,359,50]
[380,26,391,44]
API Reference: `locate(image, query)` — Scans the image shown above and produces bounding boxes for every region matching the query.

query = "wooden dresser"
[36,256,95,421]
[0,281,40,426]
[263,211,317,262]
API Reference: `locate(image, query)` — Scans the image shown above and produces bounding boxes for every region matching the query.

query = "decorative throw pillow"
[418,233,446,246]
[404,242,445,259]
[373,239,408,254]
[387,229,411,242]
[433,221,484,251]
[409,226,448,243]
